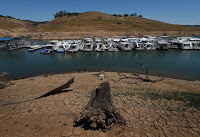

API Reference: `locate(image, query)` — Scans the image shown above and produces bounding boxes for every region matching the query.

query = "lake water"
[0,48,200,80]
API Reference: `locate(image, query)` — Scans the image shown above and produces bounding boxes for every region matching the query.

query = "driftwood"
[117,60,164,84]
[74,81,125,131]
[38,76,75,99]
[0,76,75,106]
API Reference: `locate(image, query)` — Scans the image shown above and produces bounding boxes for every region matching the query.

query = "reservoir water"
[0,48,200,80]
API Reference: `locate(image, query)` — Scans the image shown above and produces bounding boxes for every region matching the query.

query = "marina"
[1,36,200,53]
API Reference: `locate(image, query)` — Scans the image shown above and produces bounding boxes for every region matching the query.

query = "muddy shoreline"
[1,72,200,136]
[9,69,199,82]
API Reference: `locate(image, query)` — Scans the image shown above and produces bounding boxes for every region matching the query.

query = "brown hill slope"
[0,17,36,37]
[36,12,200,37]
[1,12,200,38]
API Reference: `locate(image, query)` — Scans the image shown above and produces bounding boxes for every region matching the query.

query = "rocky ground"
[1,31,200,40]
[0,72,200,137]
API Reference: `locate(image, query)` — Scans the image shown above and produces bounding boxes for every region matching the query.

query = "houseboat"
[118,37,133,51]
[95,38,106,52]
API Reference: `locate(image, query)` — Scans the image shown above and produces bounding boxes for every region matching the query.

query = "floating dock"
[7,46,24,51]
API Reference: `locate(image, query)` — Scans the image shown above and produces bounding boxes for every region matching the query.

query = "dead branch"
[116,60,164,84]
[38,76,75,98]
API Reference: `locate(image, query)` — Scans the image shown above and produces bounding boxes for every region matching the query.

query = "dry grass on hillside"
[37,12,200,33]
[1,12,200,38]
[0,17,34,32]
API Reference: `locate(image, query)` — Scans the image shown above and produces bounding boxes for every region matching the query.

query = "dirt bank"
[1,31,200,39]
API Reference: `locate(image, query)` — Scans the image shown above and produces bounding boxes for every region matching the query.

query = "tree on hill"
[112,14,118,17]
[130,13,137,16]
[124,14,129,17]
[54,10,81,18]
[111,12,140,17]
[0,14,16,19]
[138,15,143,18]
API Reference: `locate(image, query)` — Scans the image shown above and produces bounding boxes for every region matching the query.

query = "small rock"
[28,109,32,112]
[135,133,140,137]
[90,122,97,129]
[99,132,106,137]
[62,128,73,136]
[63,123,67,126]
[73,128,82,136]
[59,110,75,115]
[146,133,154,137]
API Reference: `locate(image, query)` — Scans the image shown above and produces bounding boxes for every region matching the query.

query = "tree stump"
[0,72,8,81]
[0,72,11,89]
[74,81,125,131]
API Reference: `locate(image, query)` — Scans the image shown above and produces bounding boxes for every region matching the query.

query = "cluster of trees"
[54,10,81,18]
[112,13,142,18]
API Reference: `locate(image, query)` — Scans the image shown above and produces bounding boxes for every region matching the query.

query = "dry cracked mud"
[0,72,200,137]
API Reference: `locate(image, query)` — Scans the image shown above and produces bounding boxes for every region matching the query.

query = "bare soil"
[0,72,200,137]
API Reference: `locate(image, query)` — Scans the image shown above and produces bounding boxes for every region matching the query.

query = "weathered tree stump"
[0,72,8,81]
[0,72,11,89]
[74,81,125,131]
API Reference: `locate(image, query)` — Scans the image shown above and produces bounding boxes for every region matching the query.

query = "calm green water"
[0,48,200,80]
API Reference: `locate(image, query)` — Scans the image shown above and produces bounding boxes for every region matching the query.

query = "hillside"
[0,16,37,37]
[36,12,200,38]
[38,12,199,32]
[1,12,200,38]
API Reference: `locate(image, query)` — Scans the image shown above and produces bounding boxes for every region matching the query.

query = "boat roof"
[95,38,102,41]
[188,38,200,41]
[121,41,130,44]
[120,37,127,39]
[182,41,192,44]
[129,36,136,38]
[112,38,120,42]
[46,45,54,47]
[161,36,170,38]
[145,43,154,45]
[140,38,148,41]
[158,41,169,44]
[84,38,92,40]
[49,40,59,43]
[0,37,14,41]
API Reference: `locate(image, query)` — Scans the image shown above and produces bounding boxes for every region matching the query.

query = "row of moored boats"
[27,36,200,53]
